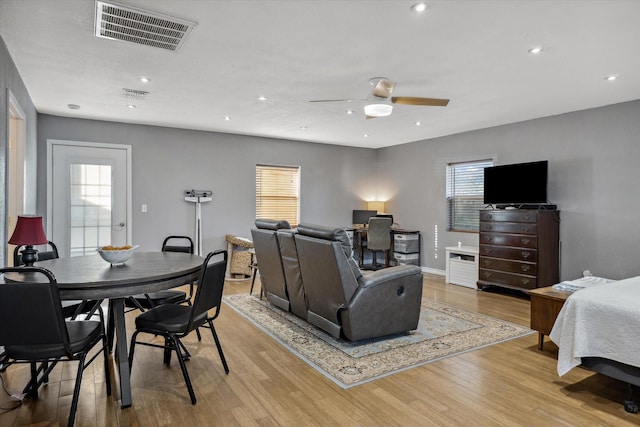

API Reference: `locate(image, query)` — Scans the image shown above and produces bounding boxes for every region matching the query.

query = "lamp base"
[20,245,39,266]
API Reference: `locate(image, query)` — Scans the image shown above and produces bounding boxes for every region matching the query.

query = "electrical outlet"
[141,204,148,213]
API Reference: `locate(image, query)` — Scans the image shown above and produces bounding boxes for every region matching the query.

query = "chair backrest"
[276,229,307,319]
[187,250,228,331]
[367,217,392,251]
[13,241,59,266]
[294,223,361,337]
[162,236,194,254]
[250,219,291,310]
[0,267,72,353]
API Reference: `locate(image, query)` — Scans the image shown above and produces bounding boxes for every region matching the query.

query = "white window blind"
[446,159,493,232]
[256,164,300,227]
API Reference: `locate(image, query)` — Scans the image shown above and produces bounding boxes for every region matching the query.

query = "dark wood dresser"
[478,209,560,292]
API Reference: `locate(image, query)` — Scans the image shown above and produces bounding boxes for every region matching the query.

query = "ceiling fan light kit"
[364,103,393,118]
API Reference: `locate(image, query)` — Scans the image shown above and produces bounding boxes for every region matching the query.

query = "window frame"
[255,164,300,227]
[446,159,494,233]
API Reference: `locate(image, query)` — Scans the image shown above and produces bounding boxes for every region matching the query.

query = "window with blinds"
[256,164,300,227]
[446,159,493,232]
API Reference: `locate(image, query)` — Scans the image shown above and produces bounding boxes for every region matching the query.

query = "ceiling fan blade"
[391,96,450,106]
[372,79,396,98]
[309,99,354,103]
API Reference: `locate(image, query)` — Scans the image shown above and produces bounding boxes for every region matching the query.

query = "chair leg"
[208,320,229,374]
[372,251,378,271]
[128,331,139,371]
[102,334,112,397]
[169,335,197,405]
[67,353,87,427]
[29,362,38,399]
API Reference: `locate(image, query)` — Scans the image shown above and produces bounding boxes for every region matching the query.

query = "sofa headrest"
[296,223,353,257]
[255,218,291,230]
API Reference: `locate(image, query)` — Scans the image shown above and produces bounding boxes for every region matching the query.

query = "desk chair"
[0,266,111,427]
[366,217,392,270]
[128,250,229,405]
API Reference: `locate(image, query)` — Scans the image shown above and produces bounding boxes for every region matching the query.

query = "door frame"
[6,89,27,266]
[46,139,133,249]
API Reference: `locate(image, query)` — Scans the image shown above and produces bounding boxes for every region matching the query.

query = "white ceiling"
[1,0,639,149]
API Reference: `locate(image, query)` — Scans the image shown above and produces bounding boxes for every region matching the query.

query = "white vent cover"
[95,1,197,52]
[122,88,148,100]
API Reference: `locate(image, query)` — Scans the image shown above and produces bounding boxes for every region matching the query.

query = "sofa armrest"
[359,264,422,288]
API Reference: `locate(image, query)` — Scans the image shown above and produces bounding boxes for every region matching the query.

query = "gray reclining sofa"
[251,220,423,341]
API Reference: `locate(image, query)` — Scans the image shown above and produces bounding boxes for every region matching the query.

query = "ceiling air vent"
[95,1,197,52]
[122,88,148,100]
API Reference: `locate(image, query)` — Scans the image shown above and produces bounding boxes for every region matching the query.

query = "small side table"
[529,286,572,350]
[445,246,479,288]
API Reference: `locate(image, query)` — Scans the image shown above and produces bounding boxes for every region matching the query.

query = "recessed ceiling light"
[127,104,136,109]
[528,47,543,54]
[364,134,369,138]
[416,121,422,126]
[300,125,308,130]
[346,109,354,115]
[257,96,268,101]
[224,116,231,121]
[605,75,618,81]
[67,104,81,110]
[139,76,151,83]
[411,3,428,13]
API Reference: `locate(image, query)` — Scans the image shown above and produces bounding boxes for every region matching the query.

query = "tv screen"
[483,161,548,205]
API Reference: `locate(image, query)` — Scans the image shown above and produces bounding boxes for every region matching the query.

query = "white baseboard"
[421,267,445,276]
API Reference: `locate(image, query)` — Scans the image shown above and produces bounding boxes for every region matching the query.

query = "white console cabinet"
[445,246,479,289]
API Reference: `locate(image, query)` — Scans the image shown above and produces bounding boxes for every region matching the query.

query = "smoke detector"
[94,1,197,52]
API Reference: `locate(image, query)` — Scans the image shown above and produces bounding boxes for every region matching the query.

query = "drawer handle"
[483,272,492,278]
[487,225,493,230]
[521,278,530,285]
[483,248,492,255]
[483,260,492,267]
[485,237,493,243]
[523,226,530,233]
[522,251,531,259]
[523,214,530,220]
[486,214,492,220]
[521,265,530,272]
[521,238,531,245]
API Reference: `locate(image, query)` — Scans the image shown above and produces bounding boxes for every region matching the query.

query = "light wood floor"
[1,274,639,426]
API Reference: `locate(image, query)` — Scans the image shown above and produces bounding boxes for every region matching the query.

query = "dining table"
[6,251,204,408]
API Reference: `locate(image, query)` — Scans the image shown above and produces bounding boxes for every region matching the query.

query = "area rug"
[223,294,534,388]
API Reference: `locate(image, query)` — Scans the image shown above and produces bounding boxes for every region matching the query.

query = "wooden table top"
[6,251,204,300]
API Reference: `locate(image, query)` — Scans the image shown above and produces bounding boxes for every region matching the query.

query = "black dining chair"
[125,236,195,311]
[14,241,103,321]
[0,266,111,427]
[128,250,229,404]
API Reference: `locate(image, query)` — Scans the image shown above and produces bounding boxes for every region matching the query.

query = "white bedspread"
[549,275,640,376]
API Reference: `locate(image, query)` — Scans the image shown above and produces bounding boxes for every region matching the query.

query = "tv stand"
[495,203,557,210]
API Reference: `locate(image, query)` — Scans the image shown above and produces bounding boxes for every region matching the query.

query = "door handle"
[113,222,125,229]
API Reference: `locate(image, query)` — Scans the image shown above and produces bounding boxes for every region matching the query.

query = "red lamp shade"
[8,215,48,246]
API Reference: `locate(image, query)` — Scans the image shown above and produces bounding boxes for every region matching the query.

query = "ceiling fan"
[310,77,449,119]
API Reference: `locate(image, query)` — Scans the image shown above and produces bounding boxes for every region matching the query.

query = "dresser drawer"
[479,222,538,234]
[479,233,537,249]
[478,269,537,290]
[479,257,537,275]
[479,210,538,223]
[479,245,536,262]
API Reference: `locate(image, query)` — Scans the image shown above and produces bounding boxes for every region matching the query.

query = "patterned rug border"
[223,294,534,388]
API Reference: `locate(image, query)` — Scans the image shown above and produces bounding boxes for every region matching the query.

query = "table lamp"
[8,215,48,266]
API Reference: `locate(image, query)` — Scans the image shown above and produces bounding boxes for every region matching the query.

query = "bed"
[549,275,640,412]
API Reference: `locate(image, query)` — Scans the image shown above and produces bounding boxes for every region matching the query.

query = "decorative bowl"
[97,245,139,264]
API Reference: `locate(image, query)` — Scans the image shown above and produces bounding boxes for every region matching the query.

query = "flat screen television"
[483,160,548,206]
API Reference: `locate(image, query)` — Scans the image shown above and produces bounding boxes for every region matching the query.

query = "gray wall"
[378,99,640,280]
[1,36,38,266]
[36,116,376,253]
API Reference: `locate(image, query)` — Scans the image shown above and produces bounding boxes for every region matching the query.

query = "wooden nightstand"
[529,286,572,350]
